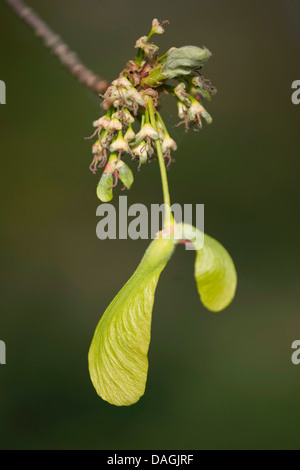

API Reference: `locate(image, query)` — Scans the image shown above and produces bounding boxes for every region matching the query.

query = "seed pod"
[162,136,177,153]
[174,83,191,106]
[125,88,146,107]
[151,18,165,35]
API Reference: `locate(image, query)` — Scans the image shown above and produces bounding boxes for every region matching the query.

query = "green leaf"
[194,233,237,312]
[88,238,175,406]
[162,46,212,79]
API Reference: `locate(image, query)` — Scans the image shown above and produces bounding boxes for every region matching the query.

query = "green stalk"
[147,97,174,228]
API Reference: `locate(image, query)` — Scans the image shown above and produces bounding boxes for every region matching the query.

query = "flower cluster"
[87,19,216,202]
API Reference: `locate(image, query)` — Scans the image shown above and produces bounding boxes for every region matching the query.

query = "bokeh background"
[0,0,300,450]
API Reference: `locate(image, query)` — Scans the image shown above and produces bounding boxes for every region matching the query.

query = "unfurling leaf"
[88,238,175,406]
[194,233,237,312]
[162,46,212,79]
[96,154,117,202]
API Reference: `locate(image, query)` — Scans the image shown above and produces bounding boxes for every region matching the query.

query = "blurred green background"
[0,0,300,450]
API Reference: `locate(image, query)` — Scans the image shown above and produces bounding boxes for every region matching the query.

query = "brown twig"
[3,0,109,94]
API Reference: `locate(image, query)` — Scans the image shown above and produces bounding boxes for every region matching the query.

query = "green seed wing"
[88,238,175,406]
